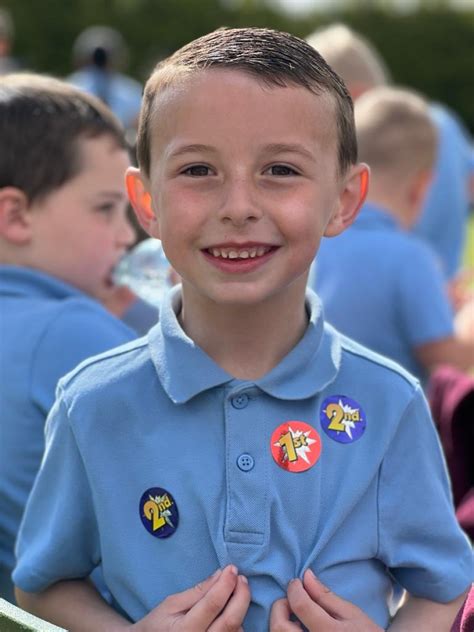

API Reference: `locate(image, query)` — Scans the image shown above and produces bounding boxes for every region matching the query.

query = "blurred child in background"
[0,74,137,602]
[307,23,474,283]
[0,7,21,75]
[68,25,143,137]
[312,86,474,382]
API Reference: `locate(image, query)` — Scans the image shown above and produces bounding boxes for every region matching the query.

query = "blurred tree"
[1,0,473,130]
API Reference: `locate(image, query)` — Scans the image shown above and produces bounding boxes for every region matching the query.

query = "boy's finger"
[287,578,335,630]
[269,598,303,631]
[186,564,239,627]
[209,575,251,632]
[302,569,359,619]
[162,567,224,613]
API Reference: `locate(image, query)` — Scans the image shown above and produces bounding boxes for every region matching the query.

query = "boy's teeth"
[209,246,270,259]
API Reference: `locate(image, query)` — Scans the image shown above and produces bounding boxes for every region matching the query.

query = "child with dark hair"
[13,30,471,631]
[0,73,137,602]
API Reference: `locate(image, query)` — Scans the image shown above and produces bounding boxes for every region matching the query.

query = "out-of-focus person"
[67,25,142,134]
[0,7,21,74]
[0,73,137,603]
[311,86,474,382]
[307,23,474,281]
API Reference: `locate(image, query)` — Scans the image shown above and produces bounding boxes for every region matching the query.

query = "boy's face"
[27,135,135,301]
[129,69,366,307]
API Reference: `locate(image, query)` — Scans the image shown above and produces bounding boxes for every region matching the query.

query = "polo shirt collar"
[355,202,399,231]
[149,287,340,404]
[0,265,85,299]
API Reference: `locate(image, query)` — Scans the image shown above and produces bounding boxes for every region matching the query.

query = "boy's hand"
[270,569,383,631]
[130,564,250,632]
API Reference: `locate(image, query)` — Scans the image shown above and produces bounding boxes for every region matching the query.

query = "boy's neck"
[364,195,398,220]
[178,280,309,381]
[364,173,422,230]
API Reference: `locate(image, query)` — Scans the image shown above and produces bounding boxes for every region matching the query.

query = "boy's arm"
[270,571,469,631]
[388,591,470,632]
[16,580,130,632]
[396,237,473,374]
[415,336,474,374]
[16,565,250,632]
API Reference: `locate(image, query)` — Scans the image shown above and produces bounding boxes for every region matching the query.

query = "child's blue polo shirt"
[13,288,471,630]
[312,203,454,382]
[413,104,474,279]
[0,265,135,602]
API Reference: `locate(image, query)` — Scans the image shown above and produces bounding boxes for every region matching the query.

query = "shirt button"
[237,454,255,472]
[231,393,249,409]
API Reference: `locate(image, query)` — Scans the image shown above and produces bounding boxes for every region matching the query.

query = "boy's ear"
[125,168,158,237]
[0,187,32,244]
[324,164,369,237]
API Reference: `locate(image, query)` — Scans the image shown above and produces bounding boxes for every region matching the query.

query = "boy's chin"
[99,283,137,317]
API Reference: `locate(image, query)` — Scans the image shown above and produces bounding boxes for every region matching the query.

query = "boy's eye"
[95,203,116,213]
[265,165,299,176]
[182,165,212,177]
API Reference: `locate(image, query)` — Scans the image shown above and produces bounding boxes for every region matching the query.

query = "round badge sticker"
[320,395,366,444]
[139,487,179,538]
[271,421,322,473]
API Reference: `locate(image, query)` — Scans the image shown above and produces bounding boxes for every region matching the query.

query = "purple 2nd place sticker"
[320,395,366,444]
[139,487,179,538]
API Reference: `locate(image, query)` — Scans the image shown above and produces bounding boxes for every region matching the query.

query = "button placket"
[224,388,266,544]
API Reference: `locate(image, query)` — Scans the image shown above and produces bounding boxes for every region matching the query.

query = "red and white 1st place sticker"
[270,421,322,473]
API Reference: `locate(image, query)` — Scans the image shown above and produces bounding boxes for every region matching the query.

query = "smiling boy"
[13,30,471,631]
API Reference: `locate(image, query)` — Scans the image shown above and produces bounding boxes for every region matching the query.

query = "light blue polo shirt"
[413,104,474,279]
[13,287,471,630]
[0,265,135,602]
[312,203,454,382]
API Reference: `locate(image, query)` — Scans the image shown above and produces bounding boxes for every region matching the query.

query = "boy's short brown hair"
[137,27,357,177]
[355,87,437,177]
[0,73,127,204]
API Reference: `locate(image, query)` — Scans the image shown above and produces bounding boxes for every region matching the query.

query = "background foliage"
[3,0,474,132]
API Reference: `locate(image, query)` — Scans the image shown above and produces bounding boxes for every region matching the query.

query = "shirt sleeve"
[377,385,472,601]
[397,240,454,347]
[31,299,135,414]
[13,393,100,592]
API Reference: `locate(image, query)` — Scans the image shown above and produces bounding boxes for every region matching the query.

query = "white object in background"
[113,239,172,307]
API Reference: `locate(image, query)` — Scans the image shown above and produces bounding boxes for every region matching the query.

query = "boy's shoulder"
[0,265,134,344]
[58,334,152,399]
[330,322,421,392]
[362,219,443,276]
[59,318,422,405]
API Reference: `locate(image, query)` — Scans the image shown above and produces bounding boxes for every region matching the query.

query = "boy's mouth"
[205,245,275,260]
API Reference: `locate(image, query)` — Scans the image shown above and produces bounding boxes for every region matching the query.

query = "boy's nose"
[218,178,263,226]
[118,212,137,247]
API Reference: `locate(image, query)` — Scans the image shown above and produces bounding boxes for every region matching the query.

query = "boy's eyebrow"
[167,143,316,161]
[262,143,316,161]
[168,143,218,158]
[95,191,127,199]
